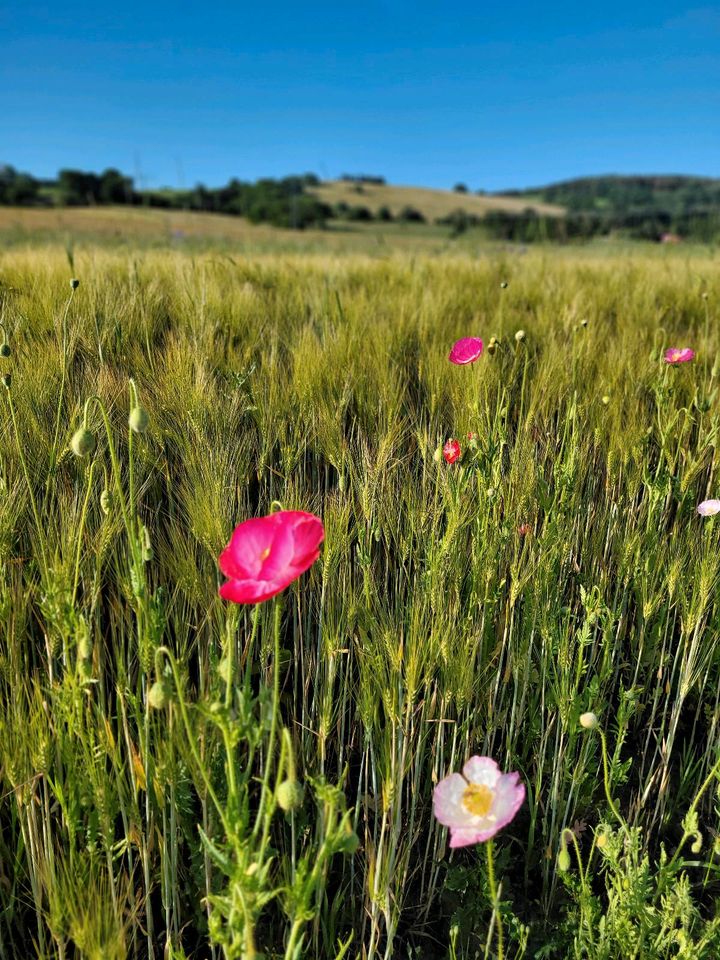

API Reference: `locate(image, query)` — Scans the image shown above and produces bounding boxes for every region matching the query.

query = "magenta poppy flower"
[664,348,695,364]
[218,510,324,604]
[443,440,461,464]
[449,337,483,365]
[433,756,525,848]
[698,499,720,517]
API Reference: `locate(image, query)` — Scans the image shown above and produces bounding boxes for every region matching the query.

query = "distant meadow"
[1,241,720,958]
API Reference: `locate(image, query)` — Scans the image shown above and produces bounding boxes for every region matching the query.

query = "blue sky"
[2,2,719,191]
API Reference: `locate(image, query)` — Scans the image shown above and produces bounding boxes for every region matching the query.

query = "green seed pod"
[0,343,10,358]
[276,778,305,812]
[70,278,80,290]
[77,632,92,662]
[129,405,149,434]
[71,427,96,457]
[337,821,360,855]
[2,373,10,389]
[557,846,571,872]
[100,488,113,515]
[148,680,170,710]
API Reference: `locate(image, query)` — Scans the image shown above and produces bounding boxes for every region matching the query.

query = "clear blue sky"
[2,2,719,192]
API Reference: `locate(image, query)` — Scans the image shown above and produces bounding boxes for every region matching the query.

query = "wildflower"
[579,712,598,729]
[518,523,531,538]
[433,756,525,848]
[218,510,324,604]
[515,329,526,342]
[698,499,720,517]
[443,440,461,464]
[664,347,695,364]
[449,337,483,365]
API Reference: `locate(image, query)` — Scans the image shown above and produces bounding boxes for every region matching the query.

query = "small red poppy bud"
[443,440,461,464]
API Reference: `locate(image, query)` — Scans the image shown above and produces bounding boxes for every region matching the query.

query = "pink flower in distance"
[433,756,525,848]
[698,499,720,517]
[443,440,461,464]
[449,337,484,365]
[218,510,324,604]
[664,348,695,364]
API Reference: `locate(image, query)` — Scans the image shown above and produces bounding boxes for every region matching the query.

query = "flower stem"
[485,839,503,960]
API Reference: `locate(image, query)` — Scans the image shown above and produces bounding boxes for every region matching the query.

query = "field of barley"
[1,237,720,959]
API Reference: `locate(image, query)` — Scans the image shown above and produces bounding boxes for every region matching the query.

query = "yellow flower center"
[260,547,271,561]
[461,783,494,817]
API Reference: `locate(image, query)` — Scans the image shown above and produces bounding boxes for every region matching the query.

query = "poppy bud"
[0,343,10,358]
[70,278,80,290]
[433,446,442,462]
[129,406,149,434]
[71,427,96,458]
[557,846,571,872]
[100,489,113,515]
[337,821,360,855]
[691,834,703,854]
[579,712,598,729]
[276,778,304,812]
[596,831,608,849]
[487,342,497,356]
[1,373,10,389]
[580,319,588,328]
[514,329,526,342]
[148,680,170,710]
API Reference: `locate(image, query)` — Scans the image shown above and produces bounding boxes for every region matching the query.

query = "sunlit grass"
[1,243,720,958]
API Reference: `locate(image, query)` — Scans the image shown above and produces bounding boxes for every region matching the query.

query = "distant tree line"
[0,165,333,229]
[3,165,720,241]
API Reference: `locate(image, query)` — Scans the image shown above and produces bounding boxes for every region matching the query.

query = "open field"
[1,240,720,959]
[309,180,566,219]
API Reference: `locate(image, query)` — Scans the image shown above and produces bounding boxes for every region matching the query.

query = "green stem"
[485,839,503,960]
[254,599,283,853]
[154,646,231,837]
[72,459,97,604]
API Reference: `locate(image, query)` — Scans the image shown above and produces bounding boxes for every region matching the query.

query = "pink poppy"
[433,756,525,848]
[443,440,461,464]
[218,510,324,604]
[698,499,720,517]
[664,348,695,364]
[449,337,483,365]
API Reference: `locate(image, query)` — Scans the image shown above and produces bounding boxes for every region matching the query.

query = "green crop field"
[1,233,720,959]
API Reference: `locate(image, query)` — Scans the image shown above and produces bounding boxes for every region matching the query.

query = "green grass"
[1,241,720,958]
